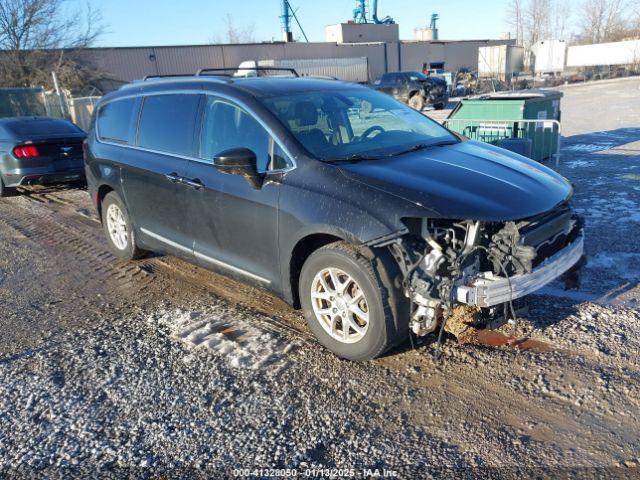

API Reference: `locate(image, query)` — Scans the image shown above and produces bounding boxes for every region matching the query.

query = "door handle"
[182,178,203,189]
[165,172,181,183]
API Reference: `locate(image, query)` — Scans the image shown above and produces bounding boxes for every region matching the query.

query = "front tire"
[408,94,425,111]
[299,242,408,361]
[101,191,146,260]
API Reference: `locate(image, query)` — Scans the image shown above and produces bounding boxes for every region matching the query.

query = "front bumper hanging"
[455,232,584,308]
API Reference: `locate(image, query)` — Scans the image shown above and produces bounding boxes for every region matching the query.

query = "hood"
[338,140,572,221]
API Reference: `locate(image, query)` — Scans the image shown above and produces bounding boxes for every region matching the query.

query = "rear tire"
[435,102,446,110]
[0,178,17,198]
[299,242,408,361]
[101,191,146,260]
[408,94,425,111]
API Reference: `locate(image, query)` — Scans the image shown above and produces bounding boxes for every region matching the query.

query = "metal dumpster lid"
[466,89,563,100]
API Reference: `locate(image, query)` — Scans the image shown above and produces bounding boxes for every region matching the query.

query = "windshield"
[260,88,457,161]
[407,71,428,81]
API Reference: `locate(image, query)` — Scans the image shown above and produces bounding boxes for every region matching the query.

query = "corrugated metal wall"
[81,40,512,87]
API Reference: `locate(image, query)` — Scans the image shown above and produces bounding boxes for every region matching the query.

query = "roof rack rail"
[142,74,195,81]
[196,67,299,77]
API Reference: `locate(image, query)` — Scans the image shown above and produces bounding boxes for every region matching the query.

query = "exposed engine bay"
[388,204,585,337]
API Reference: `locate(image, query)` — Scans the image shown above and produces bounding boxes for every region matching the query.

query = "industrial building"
[78,38,512,89]
[69,0,514,91]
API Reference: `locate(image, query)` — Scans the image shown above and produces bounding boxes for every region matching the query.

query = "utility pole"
[51,71,68,119]
[280,0,293,42]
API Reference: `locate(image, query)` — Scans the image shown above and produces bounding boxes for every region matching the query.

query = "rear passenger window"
[137,94,200,156]
[97,98,138,144]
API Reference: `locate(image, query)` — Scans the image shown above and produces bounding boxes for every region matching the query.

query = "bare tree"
[212,14,256,44]
[0,0,103,91]
[505,0,573,47]
[551,0,572,40]
[577,0,629,43]
[506,0,526,46]
[525,0,552,46]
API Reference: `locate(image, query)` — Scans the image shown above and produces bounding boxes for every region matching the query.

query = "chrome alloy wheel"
[105,203,128,250]
[310,267,370,344]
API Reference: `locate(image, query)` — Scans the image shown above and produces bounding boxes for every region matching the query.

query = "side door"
[182,95,287,289]
[395,74,411,102]
[377,73,397,96]
[120,93,201,256]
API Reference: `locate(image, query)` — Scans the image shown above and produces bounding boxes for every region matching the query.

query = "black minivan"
[85,74,584,360]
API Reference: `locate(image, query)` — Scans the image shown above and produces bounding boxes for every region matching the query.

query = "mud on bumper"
[454,232,584,308]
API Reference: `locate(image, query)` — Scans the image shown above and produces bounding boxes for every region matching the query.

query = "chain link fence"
[0,87,101,132]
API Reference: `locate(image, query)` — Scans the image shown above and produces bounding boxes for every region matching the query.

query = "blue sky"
[88,0,521,47]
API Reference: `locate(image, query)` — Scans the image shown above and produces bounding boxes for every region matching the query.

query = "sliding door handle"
[164,172,181,183]
[182,178,203,189]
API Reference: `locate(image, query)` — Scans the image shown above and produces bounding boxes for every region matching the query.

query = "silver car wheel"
[106,203,128,251]
[310,267,370,344]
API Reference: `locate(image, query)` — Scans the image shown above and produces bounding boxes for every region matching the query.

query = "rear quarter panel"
[84,132,125,215]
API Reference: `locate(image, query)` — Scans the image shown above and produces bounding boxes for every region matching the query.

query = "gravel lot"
[1,78,639,478]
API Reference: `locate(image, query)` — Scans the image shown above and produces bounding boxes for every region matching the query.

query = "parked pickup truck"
[373,71,449,111]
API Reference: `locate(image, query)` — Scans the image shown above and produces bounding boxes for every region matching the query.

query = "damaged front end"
[388,204,585,337]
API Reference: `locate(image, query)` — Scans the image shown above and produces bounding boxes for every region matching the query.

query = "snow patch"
[574,192,640,224]
[152,309,295,370]
[588,252,640,281]
[565,160,596,169]
[563,143,616,153]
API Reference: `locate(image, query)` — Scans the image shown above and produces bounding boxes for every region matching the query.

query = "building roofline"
[82,38,512,51]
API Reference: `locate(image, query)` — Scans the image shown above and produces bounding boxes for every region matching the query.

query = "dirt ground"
[0,78,639,478]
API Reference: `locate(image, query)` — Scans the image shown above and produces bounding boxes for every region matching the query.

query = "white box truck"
[531,40,566,74]
[478,45,525,81]
[566,40,640,68]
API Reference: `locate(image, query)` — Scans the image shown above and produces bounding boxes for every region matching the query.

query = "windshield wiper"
[387,140,458,157]
[326,139,458,163]
[326,153,381,163]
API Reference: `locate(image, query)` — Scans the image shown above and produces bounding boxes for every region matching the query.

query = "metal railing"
[442,118,562,164]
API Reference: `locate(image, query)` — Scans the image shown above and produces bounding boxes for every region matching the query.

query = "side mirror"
[213,147,263,189]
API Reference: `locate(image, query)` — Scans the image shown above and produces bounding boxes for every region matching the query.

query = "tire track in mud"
[2,188,314,353]
[0,196,157,298]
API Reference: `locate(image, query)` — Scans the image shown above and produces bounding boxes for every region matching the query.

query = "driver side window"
[200,96,291,173]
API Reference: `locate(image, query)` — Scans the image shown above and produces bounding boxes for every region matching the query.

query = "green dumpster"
[446,90,562,161]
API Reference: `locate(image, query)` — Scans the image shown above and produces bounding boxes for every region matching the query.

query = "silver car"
[0,117,86,197]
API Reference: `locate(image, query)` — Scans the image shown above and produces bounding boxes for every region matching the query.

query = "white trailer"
[566,40,640,68]
[531,39,566,74]
[478,45,525,81]
[234,57,370,83]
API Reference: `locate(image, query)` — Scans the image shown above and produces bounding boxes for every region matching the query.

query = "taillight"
[13,145,40,158]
